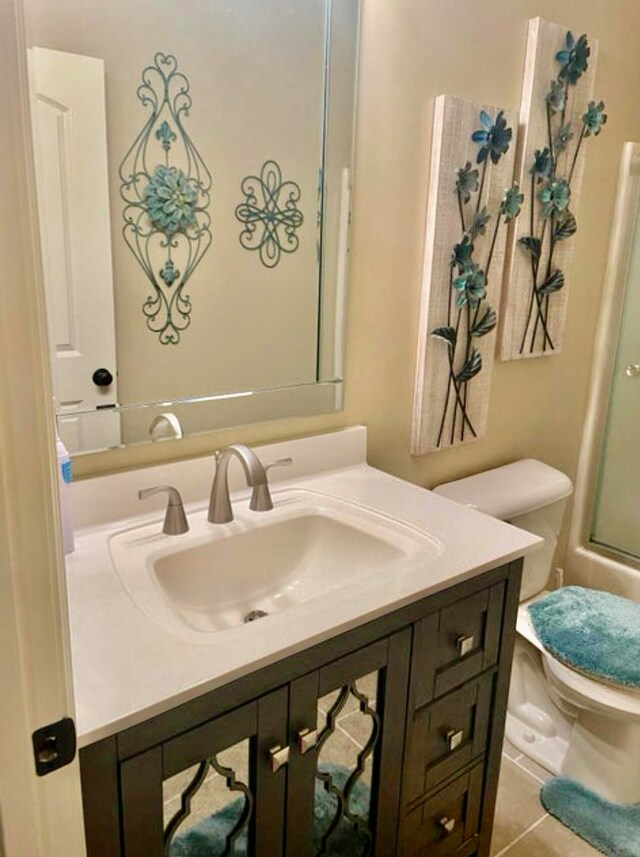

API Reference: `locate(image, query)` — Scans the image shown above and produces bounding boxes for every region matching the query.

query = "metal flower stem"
[475,159,489,216]
[457,188,467,234]
[567,125,587,190]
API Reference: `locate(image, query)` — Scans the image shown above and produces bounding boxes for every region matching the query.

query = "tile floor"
[491,739,601,857]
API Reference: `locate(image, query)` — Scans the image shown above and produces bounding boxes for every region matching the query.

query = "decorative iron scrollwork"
[235,160,304,268]
[119,53,212,345]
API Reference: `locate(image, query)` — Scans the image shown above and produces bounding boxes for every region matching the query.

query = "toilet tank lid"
[433,459,573,519]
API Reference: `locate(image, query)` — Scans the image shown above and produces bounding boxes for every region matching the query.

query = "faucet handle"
[249,458,293,513]
[138,486,189,535]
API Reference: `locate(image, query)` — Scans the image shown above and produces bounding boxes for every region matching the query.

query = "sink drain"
[244,609,269,623]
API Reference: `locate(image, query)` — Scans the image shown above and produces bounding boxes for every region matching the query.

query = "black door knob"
[92,368,114,387]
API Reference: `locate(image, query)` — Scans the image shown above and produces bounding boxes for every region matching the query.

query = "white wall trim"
[0,0,86,852]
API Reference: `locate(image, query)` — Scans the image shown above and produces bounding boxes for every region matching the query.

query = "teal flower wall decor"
[516,30,606,355]
[430,109,521,448]
[235,161,304,268]
[471,110,513,166]
[119,53,212,345]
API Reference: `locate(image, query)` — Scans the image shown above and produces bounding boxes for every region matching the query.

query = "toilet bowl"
[434,459,640,804]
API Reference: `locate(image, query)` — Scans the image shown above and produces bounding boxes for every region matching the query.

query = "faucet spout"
[207,444,268,524]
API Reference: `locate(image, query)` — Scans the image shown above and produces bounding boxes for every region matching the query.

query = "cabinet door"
[286,629,411,857]
[120,687,287,857]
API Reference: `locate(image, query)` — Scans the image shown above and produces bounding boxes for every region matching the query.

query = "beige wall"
[74,0,640,493]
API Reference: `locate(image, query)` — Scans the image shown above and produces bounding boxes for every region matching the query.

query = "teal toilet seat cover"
[528,586,640,690]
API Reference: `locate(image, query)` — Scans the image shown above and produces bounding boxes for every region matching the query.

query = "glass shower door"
[591,204,640,561]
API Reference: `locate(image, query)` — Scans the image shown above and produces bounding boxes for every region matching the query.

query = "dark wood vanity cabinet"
[80,560,521,857]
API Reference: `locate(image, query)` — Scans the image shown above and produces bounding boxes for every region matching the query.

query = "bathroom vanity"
[67,429,538,856]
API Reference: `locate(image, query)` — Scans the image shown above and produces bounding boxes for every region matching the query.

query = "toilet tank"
[433,460,573,601]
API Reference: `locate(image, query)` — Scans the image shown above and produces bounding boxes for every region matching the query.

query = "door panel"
[592,194,640,560]
[28,46,120,452]
[286,630,411,857]
[120,690,287,857]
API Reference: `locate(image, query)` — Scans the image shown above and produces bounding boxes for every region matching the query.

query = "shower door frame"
[567,142,640,598]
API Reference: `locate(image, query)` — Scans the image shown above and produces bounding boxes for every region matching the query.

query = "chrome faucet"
[208,444,292,524]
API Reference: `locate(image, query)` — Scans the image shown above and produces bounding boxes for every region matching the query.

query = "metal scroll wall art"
[501,20,605,360]
[412,96,518,454]
[119,53,212,345]
[235,160,304,268]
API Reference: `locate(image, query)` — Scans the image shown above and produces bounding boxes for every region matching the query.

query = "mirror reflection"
[24,0,360,453]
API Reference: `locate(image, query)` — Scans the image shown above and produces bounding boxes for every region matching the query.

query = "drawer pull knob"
[269,744,290,773]
[457,634,476,657]
[439,816,456,836]
[297,728,318,754]
[447,729,464,752]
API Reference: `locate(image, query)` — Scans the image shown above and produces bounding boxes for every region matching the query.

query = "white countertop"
[66,428,540,747]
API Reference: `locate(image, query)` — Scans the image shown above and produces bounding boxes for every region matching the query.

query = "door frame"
[0,0,86,853]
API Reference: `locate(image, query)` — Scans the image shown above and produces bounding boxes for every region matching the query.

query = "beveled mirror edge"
[60,379,344,459]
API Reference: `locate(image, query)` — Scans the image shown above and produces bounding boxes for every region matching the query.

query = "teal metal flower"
[530,147,553,180]
[583,100,607,137]
[546,80,567,114]
[539,178,570,219]
[468,206,491,240]
[455,162,479,204]
[471,110,512,165]
[454,264,486,309]
[554,123,574,154]
[556,32,590,85]
[144,165,198,235]
[450,236,473,272]
[500,183,524,222]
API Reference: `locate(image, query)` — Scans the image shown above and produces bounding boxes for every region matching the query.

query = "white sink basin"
[109,489,442,643]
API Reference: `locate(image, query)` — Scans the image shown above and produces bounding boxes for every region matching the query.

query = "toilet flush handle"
[625,363,639,378]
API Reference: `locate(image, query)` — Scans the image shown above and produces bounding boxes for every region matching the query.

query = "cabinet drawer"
[400,763,484,857]
[411,583,505,706]
[404,673,493,804]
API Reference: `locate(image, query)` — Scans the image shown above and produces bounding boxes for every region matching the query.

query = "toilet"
[434,459,640,804]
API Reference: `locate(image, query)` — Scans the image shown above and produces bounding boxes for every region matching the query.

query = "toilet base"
[506,636,573,775]
[508,634,640,804]
[561,711,640,804]
[505,711,569,776]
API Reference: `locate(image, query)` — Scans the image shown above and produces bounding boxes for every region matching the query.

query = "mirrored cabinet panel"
[23,0,360,454]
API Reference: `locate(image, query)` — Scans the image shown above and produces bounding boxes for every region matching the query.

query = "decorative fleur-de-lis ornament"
[119,53,212,345]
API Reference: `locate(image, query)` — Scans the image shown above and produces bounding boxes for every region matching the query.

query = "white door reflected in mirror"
[28,47,120,453]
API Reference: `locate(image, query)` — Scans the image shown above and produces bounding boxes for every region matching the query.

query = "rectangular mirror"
[23,0,360,455]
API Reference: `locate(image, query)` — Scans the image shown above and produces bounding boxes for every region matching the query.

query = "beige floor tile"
[490,757,546,856]
[163,740,251,829]
[318,672,379,717]
[502,737,521,761]
[317,722,373,787]
[516,755,553,784]
[337,709,377,749]
[504,814,602,856]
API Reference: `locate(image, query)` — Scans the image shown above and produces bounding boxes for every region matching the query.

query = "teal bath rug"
[169,762,370,856]
[541,778,640,857]
[528,586,640,689]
